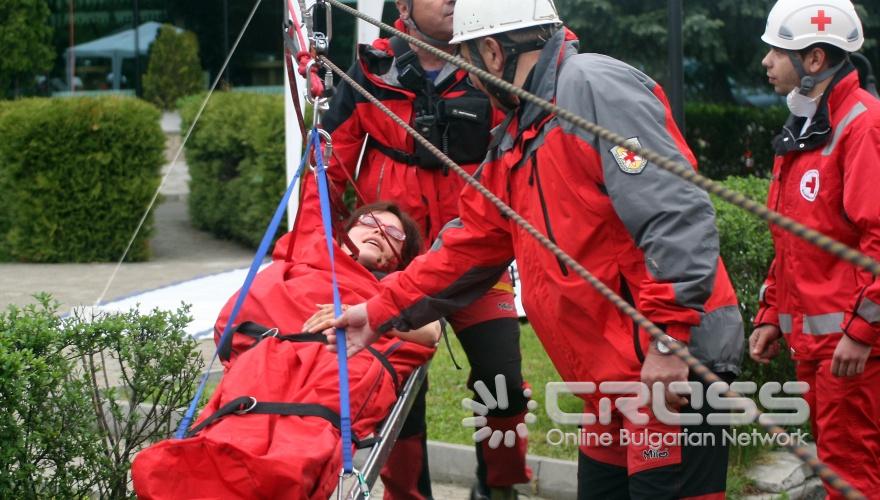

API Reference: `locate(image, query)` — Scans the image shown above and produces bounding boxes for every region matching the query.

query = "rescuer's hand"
[324,302,380,357]
[642,344,690,408]
[831,334,872,377]
[749,324,782,364]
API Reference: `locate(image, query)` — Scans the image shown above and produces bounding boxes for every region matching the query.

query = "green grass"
[426,322,773,497]
[426,322,581,461]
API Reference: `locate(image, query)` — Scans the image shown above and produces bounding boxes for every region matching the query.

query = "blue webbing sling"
[174,127,356,473]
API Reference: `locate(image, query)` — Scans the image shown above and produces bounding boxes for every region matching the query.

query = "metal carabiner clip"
[336,467,370,500]
[308,0,333,54]
[308,128,334,172]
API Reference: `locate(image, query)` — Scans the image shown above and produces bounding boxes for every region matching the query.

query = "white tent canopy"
[65,21,174,90]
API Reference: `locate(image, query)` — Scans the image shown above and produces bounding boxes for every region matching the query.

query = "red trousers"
[796,358,880,500]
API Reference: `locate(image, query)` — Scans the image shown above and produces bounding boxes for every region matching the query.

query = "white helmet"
[761,0,864,53]
[449,0,561,45]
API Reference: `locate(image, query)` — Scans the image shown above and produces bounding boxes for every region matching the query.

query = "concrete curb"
[427,441,577,499]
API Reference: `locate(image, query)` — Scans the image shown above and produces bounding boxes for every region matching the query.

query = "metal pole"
[285,0,308,230]
[69,0,75,93]
[667,0,685,133]
[223,0,230,84]
[133,0,142,95]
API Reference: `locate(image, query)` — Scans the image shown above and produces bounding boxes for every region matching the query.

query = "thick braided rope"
[325,0,880,279]
[319,54,864,499]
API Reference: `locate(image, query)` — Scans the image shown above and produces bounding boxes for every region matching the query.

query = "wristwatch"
[653,334,681,355]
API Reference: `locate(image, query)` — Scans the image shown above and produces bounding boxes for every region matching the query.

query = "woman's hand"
[302,304,349,333]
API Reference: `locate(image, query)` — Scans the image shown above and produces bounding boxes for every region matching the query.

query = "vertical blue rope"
[174,131,311,440]
[311,130,355,473]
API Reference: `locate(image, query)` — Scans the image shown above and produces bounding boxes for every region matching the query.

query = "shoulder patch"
[610,138,648,175]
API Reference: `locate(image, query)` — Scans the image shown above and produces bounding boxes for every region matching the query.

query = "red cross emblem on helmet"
[811,10,833,32]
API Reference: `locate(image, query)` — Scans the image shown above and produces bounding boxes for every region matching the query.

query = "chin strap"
[465,40,519,112]
[786,50,847,95]
[463,26,560,112]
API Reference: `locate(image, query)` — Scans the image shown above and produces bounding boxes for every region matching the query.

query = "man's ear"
[481,38,507,75]
[396,0,410,20]
[805,47,829,73]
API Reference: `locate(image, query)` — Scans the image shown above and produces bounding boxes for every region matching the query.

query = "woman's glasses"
[357,214,406,242]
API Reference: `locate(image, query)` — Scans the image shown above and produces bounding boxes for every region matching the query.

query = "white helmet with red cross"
[762,0,864,53]
[449,0,561,45]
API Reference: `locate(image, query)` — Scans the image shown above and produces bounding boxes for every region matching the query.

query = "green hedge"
[711,176,796,387]
[685,103,788,180]
[0,97,164,262]
[180,92,289,248]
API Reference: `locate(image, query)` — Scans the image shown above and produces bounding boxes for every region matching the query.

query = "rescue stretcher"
[335,363,428,499]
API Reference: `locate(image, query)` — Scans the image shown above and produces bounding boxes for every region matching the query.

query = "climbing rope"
[318,52,866,499]
[324,0,880,278]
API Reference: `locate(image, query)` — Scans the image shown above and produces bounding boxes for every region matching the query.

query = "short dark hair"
[343,201,424,270]
[799,43,847,68]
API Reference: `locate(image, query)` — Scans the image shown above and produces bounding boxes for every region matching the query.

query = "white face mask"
[786,89,822,118]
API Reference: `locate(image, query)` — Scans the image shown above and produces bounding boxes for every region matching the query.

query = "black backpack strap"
[186,395,376,448]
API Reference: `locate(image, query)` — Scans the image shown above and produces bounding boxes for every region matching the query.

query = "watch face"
[656,336,672,354]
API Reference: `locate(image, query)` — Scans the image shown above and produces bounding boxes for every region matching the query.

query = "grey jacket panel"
[689,305,745,375]
[556,54,719,312]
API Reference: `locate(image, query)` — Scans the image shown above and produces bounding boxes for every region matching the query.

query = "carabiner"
[336,467,370,500]
[308,128,334,172]
[309,0,333,54]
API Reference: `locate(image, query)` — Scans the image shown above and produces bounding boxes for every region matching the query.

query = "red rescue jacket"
[755,68,880,359]
[365,28,744,382]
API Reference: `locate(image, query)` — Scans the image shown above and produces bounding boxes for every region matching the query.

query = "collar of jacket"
[772,64,858,155]
[358,40,461,93]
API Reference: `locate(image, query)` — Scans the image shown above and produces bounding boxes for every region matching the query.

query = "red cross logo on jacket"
[800,169,821,201]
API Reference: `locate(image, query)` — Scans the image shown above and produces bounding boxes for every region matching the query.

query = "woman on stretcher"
[132,199,440,499]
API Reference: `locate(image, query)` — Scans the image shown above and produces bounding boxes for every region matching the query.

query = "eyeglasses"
[357,214,407,242]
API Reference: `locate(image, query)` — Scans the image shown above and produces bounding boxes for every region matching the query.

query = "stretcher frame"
[337,362,429,499]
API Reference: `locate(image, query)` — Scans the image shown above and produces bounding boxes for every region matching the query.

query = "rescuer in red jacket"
[749,1,880,497]
[315,0,531,497]
[328,1,746,498]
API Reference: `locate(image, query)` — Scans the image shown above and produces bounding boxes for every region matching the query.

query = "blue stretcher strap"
[312,129,355,473]
[173,130,311,440]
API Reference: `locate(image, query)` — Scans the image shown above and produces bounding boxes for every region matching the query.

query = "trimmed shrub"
[143,25,204,110]
[711,176,796,387]
[180,92,288,248]
[685,103,788,180]
[0,97,164,262]
[0,295,203,497]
